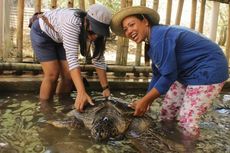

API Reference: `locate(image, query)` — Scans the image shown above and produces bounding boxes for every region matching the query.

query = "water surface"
[0,91,229,153]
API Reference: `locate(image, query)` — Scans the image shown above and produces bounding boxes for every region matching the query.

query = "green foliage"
[96,0,121,13]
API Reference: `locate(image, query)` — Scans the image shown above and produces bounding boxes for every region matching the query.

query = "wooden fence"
[0,0,230,76]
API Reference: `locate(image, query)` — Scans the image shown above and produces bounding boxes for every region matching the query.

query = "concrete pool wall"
[1,74,230,92]
[0,73,149,92]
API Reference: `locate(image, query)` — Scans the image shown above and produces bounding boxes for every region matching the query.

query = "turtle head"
[91,116,119,142]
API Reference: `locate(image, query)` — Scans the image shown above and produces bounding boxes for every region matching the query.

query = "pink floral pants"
[160,81,225,137]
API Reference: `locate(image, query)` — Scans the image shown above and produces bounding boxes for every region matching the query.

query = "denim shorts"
[30,20,66,62]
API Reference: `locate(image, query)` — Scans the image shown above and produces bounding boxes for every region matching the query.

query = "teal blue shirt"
[148,25,229,94]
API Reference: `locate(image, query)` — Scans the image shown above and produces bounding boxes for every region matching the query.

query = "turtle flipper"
[45,117,84,129]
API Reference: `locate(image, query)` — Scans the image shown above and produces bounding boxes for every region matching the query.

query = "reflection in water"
[0,91,230,153]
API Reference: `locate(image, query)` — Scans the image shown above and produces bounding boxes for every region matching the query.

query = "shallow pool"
[0,91,229,153]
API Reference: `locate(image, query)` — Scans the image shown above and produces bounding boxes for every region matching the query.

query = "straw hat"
[111,6,160,37]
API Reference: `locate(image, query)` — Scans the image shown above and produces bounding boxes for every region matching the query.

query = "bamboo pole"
[175,0,184,25]
[3,0,12,62]
[116,0,126,66]
[134,42,141,77]
[134,0,146,77]
[114,0,132,76]
[190,0,197,29]
[135,0,146,67]
[116,38,123,65]
[153,0,159,11]
[79,0,85,10]
[208,0,230,3]
[0,63,152,73]
[0,0,3,61]
[198,0,206,33]
[35,0,41,12]
[120,0,132,66]
[209,1,220,41]
[88,0,95,5]
[226,4,230,64]
[165,0,172,25]
[122,38,129,66]
[16,0,24,62]
[68,0,74,8]
[135,43,142,66]
[33,0,42,63]
[51,0,57,9]
[140,0,146,6]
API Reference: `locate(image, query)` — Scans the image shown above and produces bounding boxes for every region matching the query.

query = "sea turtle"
[45,96,151,141]
[44,96,185,152]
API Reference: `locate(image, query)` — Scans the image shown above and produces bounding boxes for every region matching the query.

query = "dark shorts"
[30,20,66,62]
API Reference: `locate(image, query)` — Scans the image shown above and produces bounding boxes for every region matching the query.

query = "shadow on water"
[0,90,230,153]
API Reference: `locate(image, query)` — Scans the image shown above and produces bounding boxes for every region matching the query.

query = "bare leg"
[40,60,60,102]
[55,60,74,96]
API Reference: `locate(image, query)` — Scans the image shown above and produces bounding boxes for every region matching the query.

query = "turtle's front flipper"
[45,117,84,129]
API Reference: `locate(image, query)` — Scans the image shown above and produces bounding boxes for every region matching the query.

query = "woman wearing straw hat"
[30,4,112,112]
[111,6,229,137]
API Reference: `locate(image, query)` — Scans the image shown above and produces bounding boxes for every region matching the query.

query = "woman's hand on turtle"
[102,88,111,98]
[128,99,149,116]
[75,91,94,112]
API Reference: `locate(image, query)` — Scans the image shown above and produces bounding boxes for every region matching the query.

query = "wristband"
[102,85,109,91]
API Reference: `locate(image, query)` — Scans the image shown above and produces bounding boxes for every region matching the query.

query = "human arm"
[70,68,94,112]
[62,15,93,112]
[92,52,110,97]
[130,38,178,116]
[129,87,160,116]
[95,67,110,97]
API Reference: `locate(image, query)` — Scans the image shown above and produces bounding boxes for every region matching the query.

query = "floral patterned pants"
[160,81,225,137]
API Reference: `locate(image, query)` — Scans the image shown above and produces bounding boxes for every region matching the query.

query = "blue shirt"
[148,25,229,95]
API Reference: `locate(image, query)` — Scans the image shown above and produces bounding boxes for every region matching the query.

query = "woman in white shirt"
[30,4,112,112]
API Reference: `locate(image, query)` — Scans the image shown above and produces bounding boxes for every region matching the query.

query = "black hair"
[74,10,106,60]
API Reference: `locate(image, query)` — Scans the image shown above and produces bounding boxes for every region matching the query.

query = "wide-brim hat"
[111,6,160,37]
